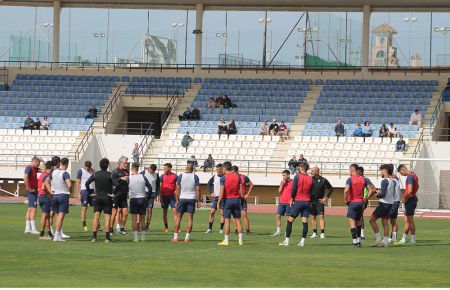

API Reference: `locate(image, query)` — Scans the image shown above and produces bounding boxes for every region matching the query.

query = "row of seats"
[320,91,432,99]
[321,79,438,86]
[0,97,103,106]
[292,135,407,144]
[0,123,91,131]
[322,85,436,92]
[200,84,310,91]
[198,89,307,98]
[0,111,93,119]
[130,77,192,83]
[196,108,299,116]
[181,115,295,123]
[16,74,122,82]
[194,95,305,103]
[292,142,401,152]
[10,85,113,93]
[0,129,80,137]
[166,139,278,149]
[0,142,73,151]
[288,149,404,159]
[203,78,314,85]
[0,150,69,160]
[302,128,416,138]
[0,117,93,125]
[310,110,420,118]
[13,80,117,87]
[305,123,418,131]
[169,133,281,142]
[0,91,109,100]
[178,127,265,135]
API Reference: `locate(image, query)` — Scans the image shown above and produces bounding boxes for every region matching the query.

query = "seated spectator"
[352,123,363,137]
[191,107,200,121]
[218,119,228,137]
[260,121,269,135]
[362,121,373,138]
[223,95,233,109]
[181,131,193,152]
[84,105,97,121]
[277,121,290,141]
[215,95,224,108]
[22,114,34,130]
[396,136,406,152]
[227,119,237,136]
[379,124,388,138]
[33,117,42,130]
[335,119,345,139]
[409,109,422,127]
[269,119,279,136]
[388,123,398,138]
[207,97,215,109]
[298,154,307,163]
[187,155,198,167]
[200,154,215,172]
[42,116,49,130]
[179,107,192,121]
[288,155,298,174]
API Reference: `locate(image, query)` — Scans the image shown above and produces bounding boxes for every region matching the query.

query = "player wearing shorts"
[46,158,71,242]
[172,163,201,243]
[24,156,44,235]
[357,166,376,240]
[160,163,178,232]
[344,164,372,247]
[205,163,224,233]
[86,158,114,243]
[141,164,160,232]
[232,166,254,234]
[310,166,333,239]
[388,165,401,243]
[76,161,95,232]
[128,163,152,242]
[396,164,419,245]
[37,161,54,240]
[218,161,244,246]
[271,170,293,236]
[366,164,396,247]
[279,162,313,247]
[111,156,130,235]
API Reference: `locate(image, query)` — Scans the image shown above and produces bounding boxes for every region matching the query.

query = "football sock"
[224,235,229,242]
[356,226,362,238]
[164,223,169,229]
[82,221,86,227]
[185,233,191,240]
[40,230,44,237]
[208,222,213,230]
[276,226,281,234]
[220,223,224,230]
[302,222,308,239]
[411,235,416,243]
[238,233,243,242]
[375,232,381,241]
[286,221,293,238]
[392,232,397,240]
[93,231,97,239]
[313,229,317,234]
[320,229,325,234]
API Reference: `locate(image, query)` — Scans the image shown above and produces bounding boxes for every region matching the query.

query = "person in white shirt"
[140,164,160,231]
[128,163,152,242]
[388,166,402,244]
[205,164,225,233]
[388,123,398,138]
[45,158,71,242]
[409,109,422,127]
[76,161,95,232]
[171,163,201,243]
[366,164,396,247]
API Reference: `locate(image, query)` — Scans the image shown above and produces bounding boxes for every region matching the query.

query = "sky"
[0,6,449,66]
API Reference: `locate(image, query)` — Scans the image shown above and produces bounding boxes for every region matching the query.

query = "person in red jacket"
[279,162,313,247]
[160,163,178,232]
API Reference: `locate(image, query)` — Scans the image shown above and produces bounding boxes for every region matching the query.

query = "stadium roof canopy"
[1,0,450,12]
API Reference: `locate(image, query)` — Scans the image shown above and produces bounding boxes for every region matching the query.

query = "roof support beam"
[52,0,61,63]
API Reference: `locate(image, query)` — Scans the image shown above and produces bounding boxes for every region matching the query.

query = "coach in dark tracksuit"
[310,166,333,239]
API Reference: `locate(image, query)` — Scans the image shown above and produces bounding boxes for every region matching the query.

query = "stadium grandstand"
[0,0,450,210]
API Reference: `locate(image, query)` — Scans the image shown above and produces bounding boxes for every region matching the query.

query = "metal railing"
[74,121,95,161]
[102,84,125,128]
[161,88,181,130]
[140,157,386,178]
[139,125,155,157]
[429,88,446,132]
[124,83,189,97]
[3,60,450,74]
[104,121,154,136]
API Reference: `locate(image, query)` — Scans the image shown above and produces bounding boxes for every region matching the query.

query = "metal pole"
[32,8,37,62]
[262,10,268,68]
[106,8,110,63]
[68,8,71,62]
[224,11,228,66]
[184,10,188,66]
[429,12,433,67]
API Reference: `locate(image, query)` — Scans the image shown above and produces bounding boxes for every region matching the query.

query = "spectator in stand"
[22,114,35,130]
[362,121,373,138]
[379,124,388,138]
[207,97,215,109]
[409,109,422,127]
[288,155,298,174]
[352,123,363,137]
[388,123,398,138]
[223,95,233,109]
[200,154,215,172]
[34,117,42,130]
[335,119,345,139]
[179,107,192,121]
[132,143,140,164]
[227,119,237,137]
[269,119,279,136]
[191,107,200,121]
[396,136,406,152]
[277,121,290,141]
[260,121,269,135]
[298,154,307,163]
[181,131,193,152]
[215,95,224,108]
[85,105,97,121]
[218,119,228,137]
[42,116,49,130]
[187,155,198,167]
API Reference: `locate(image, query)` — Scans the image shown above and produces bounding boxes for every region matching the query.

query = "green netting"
[304,53,353,67]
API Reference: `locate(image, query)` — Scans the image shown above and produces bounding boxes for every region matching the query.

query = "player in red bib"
[218,162,244,246]
[232,165,254,234]
[279,162,313,247]
[271,170,293,236]
[344,163,374,247]
[160,163,178,233]
[396,164,419,245]
[37,161,54,240]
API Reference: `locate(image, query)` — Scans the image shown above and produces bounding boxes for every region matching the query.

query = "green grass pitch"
[0,204,449,287]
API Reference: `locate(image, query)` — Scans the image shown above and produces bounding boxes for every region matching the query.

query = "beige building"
[371,23,399,67]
